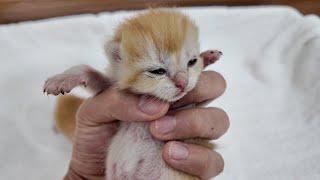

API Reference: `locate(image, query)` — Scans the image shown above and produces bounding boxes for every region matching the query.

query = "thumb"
[77,88,169,124]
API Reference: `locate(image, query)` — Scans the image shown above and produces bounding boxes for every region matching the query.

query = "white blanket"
[0,6,319,180]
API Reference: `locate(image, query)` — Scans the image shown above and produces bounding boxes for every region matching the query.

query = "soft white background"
[0,6,319,180]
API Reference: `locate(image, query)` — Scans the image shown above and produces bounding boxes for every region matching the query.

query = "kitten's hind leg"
[43,65,110,96]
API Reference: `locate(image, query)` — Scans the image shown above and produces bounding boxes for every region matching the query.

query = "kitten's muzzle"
[173,72,188,92]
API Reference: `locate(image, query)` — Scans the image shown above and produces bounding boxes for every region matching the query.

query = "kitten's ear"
[200,50,223,68]
[105,40,121,63]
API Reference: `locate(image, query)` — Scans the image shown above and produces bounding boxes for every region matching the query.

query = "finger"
[150,107,229,141]
[163,141,224,179]
[70,90,169,176]
[77,89,169,125]
[172,71,226,109]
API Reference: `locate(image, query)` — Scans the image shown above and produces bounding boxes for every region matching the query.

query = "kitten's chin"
[168,92,187,102]
[148,93,185,103]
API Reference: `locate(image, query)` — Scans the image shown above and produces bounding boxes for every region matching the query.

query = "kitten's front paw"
[43,73,87,95]
[201,50,223,67]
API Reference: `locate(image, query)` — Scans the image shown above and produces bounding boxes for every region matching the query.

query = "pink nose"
[174,72,188,91]
[175,82,187,91]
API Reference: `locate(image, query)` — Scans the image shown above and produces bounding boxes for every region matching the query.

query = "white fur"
[107,122,171,180]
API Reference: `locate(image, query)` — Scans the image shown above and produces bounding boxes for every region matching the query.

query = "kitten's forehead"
[153,36,200,75]
[118,9,199,64]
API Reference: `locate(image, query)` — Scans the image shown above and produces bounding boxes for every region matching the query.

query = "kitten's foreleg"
[43,65,110,95]
[201,50,223,67]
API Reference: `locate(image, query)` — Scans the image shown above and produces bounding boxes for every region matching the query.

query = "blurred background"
[0,0,319,24]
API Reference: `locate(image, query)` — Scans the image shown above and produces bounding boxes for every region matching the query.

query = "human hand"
[150,71,229,179]
[63,87,169,180]
[64,71,228,180]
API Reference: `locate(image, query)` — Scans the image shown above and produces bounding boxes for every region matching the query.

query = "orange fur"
[113,10,196,54]
[54,95,84,142]
[109,9,200,95]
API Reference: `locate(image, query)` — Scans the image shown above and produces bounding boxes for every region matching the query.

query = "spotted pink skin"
[112,159,147,180]
[201,50,223,67]
[110,123,161,180]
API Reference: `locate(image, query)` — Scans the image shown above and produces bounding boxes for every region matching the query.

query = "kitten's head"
[105,9,203,102]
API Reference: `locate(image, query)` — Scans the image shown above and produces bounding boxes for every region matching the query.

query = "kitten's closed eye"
[149,68,166,75]
[188,58,197,67]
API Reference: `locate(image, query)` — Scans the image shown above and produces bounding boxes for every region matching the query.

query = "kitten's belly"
[106,122,170,180]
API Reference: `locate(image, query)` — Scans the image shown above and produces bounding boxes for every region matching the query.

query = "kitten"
[44,9,222,180]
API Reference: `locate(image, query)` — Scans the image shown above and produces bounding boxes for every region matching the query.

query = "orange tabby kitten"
[44,9,222,180]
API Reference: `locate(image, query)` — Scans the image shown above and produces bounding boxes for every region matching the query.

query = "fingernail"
[139,96,166,115]
[155,116,176,134]
[169,142,189,160]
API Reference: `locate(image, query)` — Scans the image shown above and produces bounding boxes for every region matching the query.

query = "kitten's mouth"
[173,90,187,100]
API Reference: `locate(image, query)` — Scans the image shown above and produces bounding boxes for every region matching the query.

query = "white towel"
[0,6,319,180]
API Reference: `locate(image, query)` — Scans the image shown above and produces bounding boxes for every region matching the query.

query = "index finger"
[171,71,226,109]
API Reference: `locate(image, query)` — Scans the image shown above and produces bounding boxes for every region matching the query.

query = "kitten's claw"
[43,73,89,96]
[43,65,110,96]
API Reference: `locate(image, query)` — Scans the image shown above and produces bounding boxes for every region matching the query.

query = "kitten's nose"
[174,72,188,91]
